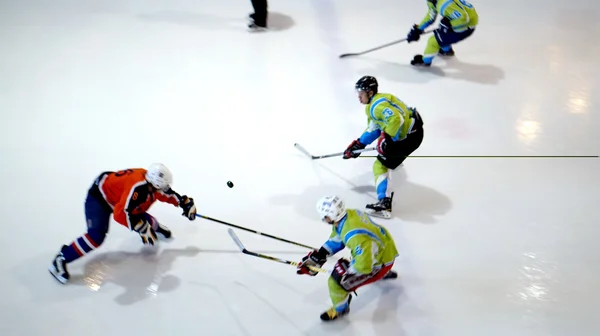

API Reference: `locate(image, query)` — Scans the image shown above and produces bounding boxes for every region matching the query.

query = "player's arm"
[157,188,197,221]
[113,183,151,230]
[418,1,438,30]
[374,104,403,141]
[358,119,382,145]
[322,231,346,255]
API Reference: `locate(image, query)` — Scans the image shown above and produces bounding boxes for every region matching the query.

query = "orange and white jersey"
[93,168,182,229]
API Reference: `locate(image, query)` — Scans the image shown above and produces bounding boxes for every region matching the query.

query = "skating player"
[343,76,424,218]
[297,196,399,321]
[48,163,197,284]
[406,0,478,66]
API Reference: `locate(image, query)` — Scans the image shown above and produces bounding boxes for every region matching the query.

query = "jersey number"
[358,211,387,237]
[115,169,134,177]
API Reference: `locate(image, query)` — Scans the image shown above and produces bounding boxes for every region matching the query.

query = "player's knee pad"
[87,228,107,246]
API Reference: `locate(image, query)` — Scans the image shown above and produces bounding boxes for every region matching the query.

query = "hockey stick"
[227,228,329,273]
[338,29,434,58]
[195,213,317,250]
[294,143,376,160]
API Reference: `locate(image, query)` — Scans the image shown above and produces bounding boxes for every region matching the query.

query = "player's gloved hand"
[407,25,422,43]
[376,132,390,156]
[297,249,328,276]
[343,139,366,159]
[180,196,197,220]
[133,217,158,245]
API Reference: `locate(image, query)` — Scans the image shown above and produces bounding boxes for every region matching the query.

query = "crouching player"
[296,196,399,321]
[49,163,197,284]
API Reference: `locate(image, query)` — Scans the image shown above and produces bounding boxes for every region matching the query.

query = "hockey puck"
[227,181,234,188]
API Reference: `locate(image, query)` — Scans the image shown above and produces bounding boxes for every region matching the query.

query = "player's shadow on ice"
[136,11,294,32]
[359,57,504,85]
[67,246,201,305]
[350,168,452,224]
[305,281,409,336]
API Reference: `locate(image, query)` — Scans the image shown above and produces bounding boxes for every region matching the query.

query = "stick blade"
[339,53,359,58]
[294,143,315,159]
[227,228,246,252]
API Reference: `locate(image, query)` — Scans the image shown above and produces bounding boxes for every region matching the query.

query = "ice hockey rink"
[1,0,599,335]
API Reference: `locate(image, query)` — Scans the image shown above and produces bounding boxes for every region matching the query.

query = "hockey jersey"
[419,0,479,32]
[322,209,398,275]
[90,169,183,229]
[359,93,419,145]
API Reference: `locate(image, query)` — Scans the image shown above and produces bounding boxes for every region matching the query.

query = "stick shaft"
[227,229,327,273]
[196,213,317,250]
[339,29,433,58]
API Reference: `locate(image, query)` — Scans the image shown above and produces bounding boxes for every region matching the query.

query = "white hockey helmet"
[145,163,173,191]
[316,196,347,223]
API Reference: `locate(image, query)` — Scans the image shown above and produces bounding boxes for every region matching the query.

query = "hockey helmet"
[146,163,173,191]
[316,196,347,223]
[355,76,378,94]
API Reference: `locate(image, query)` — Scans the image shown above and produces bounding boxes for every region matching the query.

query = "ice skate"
[247,19,268,32]
[365,193,393,219]
[48,245,70,284]
[383,270,398,280]
[320,294,352,322]
[410,54,431,67]
[438,47,455,56]
[156,223,172,239]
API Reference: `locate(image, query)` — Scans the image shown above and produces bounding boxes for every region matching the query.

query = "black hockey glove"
[297,247,329,276]
[407,25,422,43]
[180,195,197,220]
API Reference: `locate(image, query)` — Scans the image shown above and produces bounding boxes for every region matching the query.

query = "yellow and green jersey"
[359,93,419,144]
[322,209,398,275]
[418,0,479,33]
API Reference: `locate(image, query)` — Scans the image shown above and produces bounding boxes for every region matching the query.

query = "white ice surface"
[1,0,599,335]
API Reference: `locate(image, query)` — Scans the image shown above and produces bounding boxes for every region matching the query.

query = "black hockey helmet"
[355,76,378,94]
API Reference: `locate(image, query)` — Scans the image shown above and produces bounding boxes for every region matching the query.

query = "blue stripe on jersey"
[323,215,348,254]
[343,228,383,247]
[440,0,455,18]
[369,98,387,121]
[359,129,381,145]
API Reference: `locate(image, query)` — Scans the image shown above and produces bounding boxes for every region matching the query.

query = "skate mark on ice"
[188,281,252,336]
[234,281,308,335]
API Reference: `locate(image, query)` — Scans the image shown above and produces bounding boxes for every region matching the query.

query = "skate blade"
[365,209,392,219]
[48,266,68,284]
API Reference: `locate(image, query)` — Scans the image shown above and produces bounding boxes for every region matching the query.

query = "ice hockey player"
[343,76,424,218]
[297,196,399,321]
[48,163,197,284]
[406,0,478,67]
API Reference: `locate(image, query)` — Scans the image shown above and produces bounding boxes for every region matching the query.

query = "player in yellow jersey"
[406,0,478,67]
[342,76,424,218]
[296,196,399,321]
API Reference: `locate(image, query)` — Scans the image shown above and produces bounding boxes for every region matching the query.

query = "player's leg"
[144,213,172,239]
[365,160,394,218]
[248,0,268,31]
[412,28,475,66]
[49,194,110,284]
[321,260,395,321]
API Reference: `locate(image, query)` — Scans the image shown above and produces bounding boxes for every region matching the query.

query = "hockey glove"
[297,248,328,276]
[180,196,197,220]
[133,217,158,246]
[343,139,366,159]
[331,258,370,292]
[407,25,422,43]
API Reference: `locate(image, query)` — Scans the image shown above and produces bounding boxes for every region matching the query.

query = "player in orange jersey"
[49,163,197,284]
